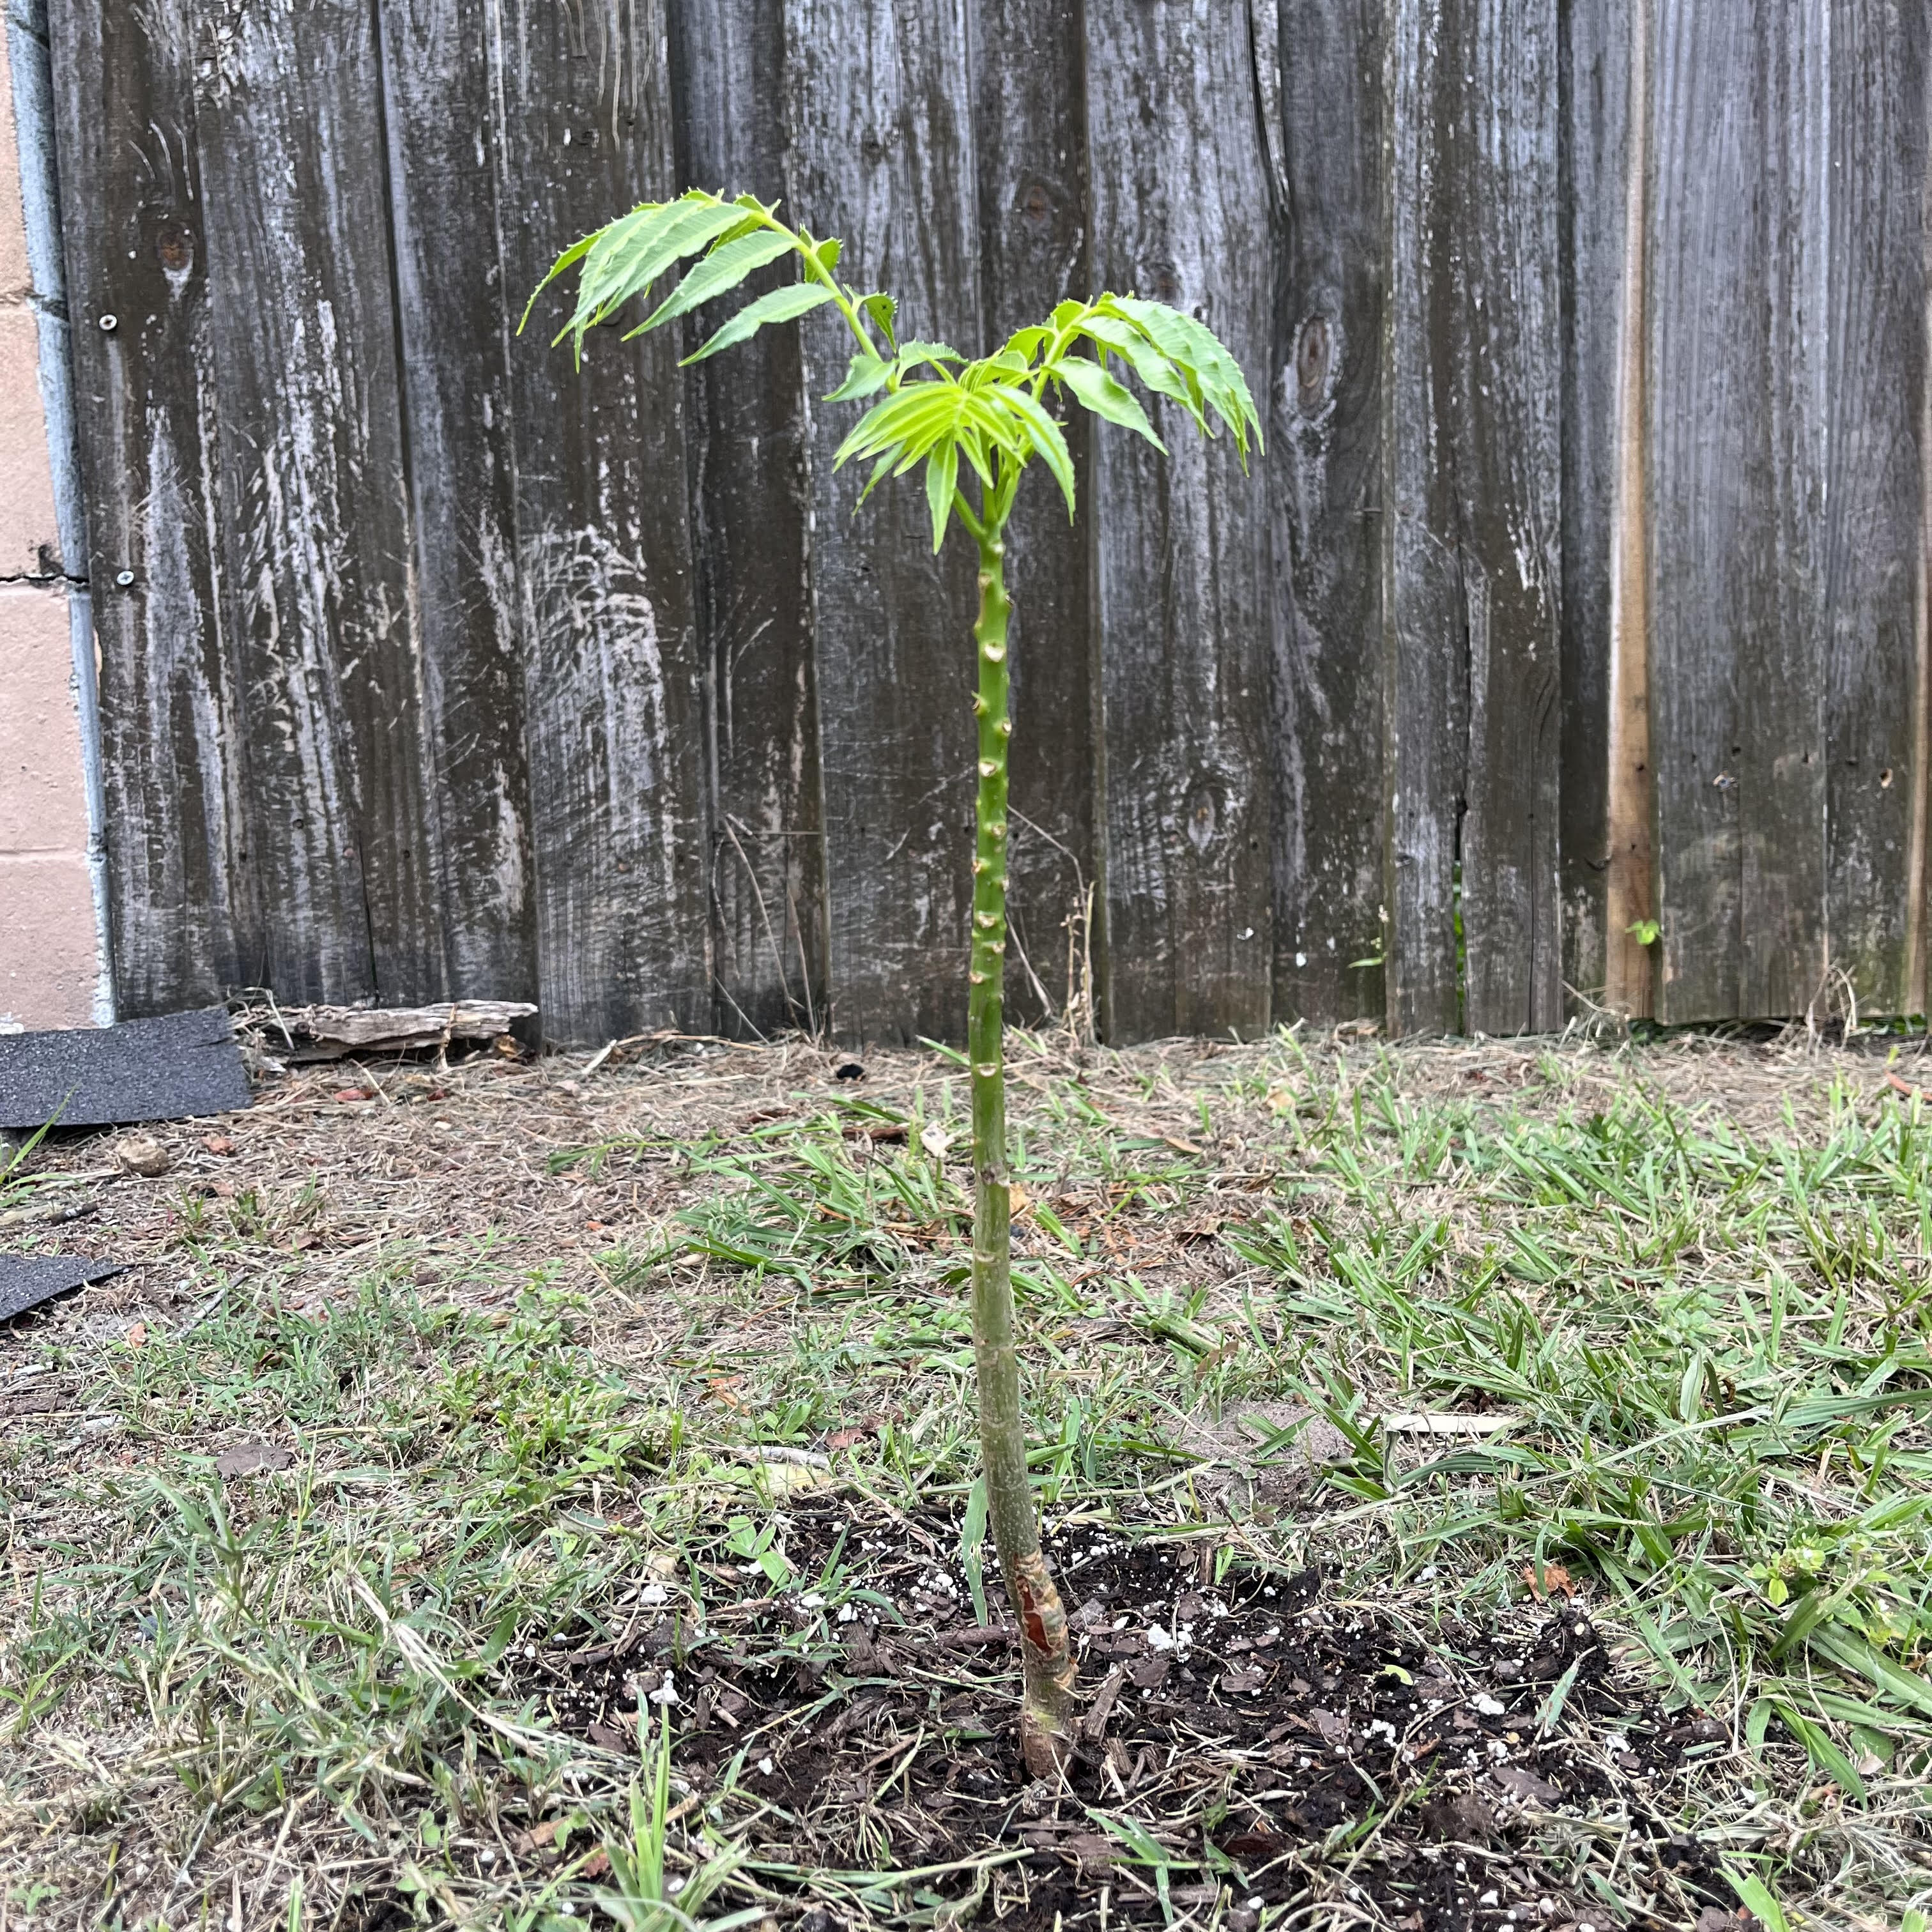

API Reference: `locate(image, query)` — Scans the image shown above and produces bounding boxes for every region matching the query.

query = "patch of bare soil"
[509,1499,1737,1932]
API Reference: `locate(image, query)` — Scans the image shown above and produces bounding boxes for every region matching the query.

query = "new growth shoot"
[529,187,1259,1774]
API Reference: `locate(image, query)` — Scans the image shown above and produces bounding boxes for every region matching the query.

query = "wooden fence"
[45,1,1931,1045]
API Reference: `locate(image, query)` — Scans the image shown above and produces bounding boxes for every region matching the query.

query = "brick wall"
[1,12,103,1029]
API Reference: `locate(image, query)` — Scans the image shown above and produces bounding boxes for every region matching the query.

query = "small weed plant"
[530,187,1259,1770]
[595,1711,753,1932]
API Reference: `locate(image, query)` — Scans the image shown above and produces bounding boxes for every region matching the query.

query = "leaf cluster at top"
[525,187,1262,551]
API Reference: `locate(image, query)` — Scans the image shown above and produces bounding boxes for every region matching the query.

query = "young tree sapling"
[528,190,1259,1774]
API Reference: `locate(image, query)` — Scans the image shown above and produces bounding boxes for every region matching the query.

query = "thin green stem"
[794,247,878,357]
[969,493,1074,1775]
[728,194,881,359]
[951,490,987,546]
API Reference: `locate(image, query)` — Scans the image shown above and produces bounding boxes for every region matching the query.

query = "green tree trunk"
[968,523,1075,1777]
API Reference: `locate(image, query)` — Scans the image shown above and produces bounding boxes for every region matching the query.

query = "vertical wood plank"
[47,0,257,1014]
[1648,7,1828,1020]
[1738,20,1829,1023]
[1386,0,1563,1037]
[1383,1,1463,1045]
[1599,0,1655,1020]
[669,0,825,1039]
[1556,0,1633,1013]
[494,0,711,1044]
[1822,0,1927,1014]
[786,0,983,1046]
[378,0,539,1002]
[194,0,440,1003]
[1384,0,1460,1034]
[1265,0,1387,1025]
[1084,0,1275,1040]
[971,0,1097,1028]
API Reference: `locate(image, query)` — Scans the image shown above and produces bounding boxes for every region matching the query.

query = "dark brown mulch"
[503,1501,1736,1932]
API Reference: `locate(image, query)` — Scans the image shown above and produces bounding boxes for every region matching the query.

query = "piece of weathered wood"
[1648,6,1828,1021]
[972,0,1098,1029]
[1084,0,1275,1040]
[1558,0,1636,1015]
[377,0,540,1004]
[670,0,827,1040]
[1822,0,1928,1017]
[194,0,441,1004]
[494,0,712,1045]
[1386,0,1563,1037]
[1265,0,1387,1025]
[47,0,257,1015]
[786,0,985,1046]
[263,1000,537,1056]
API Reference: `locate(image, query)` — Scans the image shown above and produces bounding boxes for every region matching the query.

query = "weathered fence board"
[1738,14,1831,1025]
[1386,0,1563,1038]
[1821,0,1928,1017]
[1556,0,1634,1015]
[1265,0,1387,1026]
[1648,6,1829,1022]
[1383,0,1462,1036]
[671,0,826,1039]
[494,0,713,1043]
[1084,0,1275,1040]
[972,0,1097,1027]
[45,0,1932,1044]
[787,0,984,1047]
[378,0,539,1004]
[49,0,256,1012]
[196,0,440,1004]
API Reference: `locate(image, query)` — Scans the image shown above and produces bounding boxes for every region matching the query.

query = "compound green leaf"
[1108,295,1262,457]
[683,281,833,364]
[960,391,1031,456]
[520,229,597,333]
[997,388,1075,519]
[895,341,965,376]
[855,447,898,509]
[924,442,960,552]
[958,427,995,489]
[967,348,1033,386]
[576,195,746,328]
[1077,316,1200,421]
[834,384,958,469]
[639,229,795,332]
[825,350,892,402]
[1057,356,1166,451]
